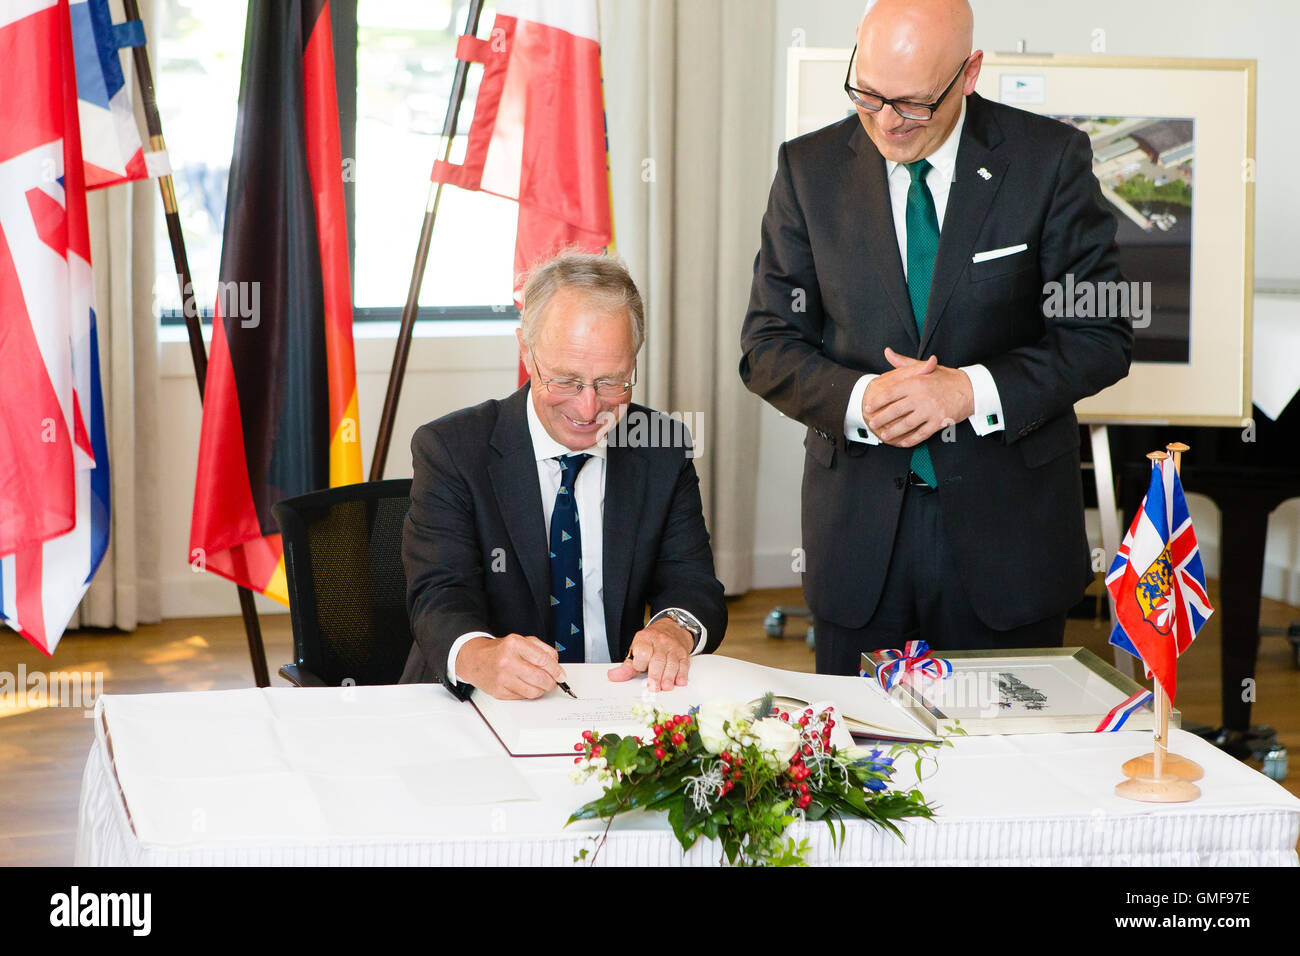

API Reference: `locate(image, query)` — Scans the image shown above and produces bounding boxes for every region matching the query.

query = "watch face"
[669,612,700,636]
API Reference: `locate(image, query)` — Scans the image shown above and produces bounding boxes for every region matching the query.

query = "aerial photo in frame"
[1053,115,1194,364]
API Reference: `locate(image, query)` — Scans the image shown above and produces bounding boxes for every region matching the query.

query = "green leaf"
[612,735,640,771]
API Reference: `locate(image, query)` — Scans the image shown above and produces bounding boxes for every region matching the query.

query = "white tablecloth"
[74,684,1300,866]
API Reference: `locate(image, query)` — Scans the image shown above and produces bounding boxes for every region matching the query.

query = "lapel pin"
[977,167,992,181]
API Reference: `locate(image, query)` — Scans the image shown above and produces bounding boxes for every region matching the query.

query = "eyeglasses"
[529,347,636,398]
[843,44,970,122]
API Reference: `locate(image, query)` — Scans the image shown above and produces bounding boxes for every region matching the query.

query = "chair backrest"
[272,479,414,685]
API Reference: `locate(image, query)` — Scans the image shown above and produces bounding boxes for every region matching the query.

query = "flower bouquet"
[567,693,944,866]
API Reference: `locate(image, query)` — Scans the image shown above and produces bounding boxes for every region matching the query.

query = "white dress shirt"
[843,98,1005,445]
[446,396,706,686]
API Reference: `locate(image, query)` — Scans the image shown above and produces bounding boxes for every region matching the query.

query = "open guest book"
[470,655,940,757]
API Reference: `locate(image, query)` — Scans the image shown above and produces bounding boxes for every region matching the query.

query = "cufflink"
[857,427,868,439]
[986,414,999,427]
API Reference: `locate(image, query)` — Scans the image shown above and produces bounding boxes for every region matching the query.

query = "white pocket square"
[971,243,1028,264]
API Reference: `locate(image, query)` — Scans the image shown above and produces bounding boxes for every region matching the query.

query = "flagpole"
[120,0,271,687]
[369,0,487,482]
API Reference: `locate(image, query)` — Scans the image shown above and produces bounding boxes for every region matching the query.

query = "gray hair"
[519,252,645,353]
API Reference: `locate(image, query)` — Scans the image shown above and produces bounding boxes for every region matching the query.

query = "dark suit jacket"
[740,93,1132,632]
[399,385,727,697]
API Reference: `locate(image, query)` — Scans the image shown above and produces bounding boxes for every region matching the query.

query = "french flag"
[0,0,111,656]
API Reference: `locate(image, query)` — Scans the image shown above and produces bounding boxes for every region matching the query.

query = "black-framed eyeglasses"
[843,44,970,121]
[529,347,636,398]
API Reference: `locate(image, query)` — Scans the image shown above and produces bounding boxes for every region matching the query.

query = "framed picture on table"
[788,50,1256,426]
[861,647,1179,736]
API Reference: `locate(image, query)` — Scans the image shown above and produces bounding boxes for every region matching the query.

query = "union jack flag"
[1105,456,1213,703]
[0,0,110,655]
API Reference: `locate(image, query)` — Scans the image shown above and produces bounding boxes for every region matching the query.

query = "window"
[154,0,517,324]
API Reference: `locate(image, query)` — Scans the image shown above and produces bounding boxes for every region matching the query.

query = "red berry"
[574,757,582,764]
[652,724,662,735]
[582,730,593,741]
[802,745,813,756]
[799,783,809,794]
[732,770,742,781]
[799,795,812,810]
[654,747,666,759]
[779,712,789,722]
[735,757,744,766]
[574,743,583,751]
[720,751,731,762]
[724,780,734,792]
[804,708,813,716]
[669,733,682,745]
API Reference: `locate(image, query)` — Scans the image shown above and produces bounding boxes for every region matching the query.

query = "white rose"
[696,701,750,754]
[751,718,801,769]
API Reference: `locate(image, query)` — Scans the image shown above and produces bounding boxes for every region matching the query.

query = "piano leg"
[1216,498,1272,737]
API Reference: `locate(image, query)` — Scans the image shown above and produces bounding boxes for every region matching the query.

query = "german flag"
[189,0,360,604]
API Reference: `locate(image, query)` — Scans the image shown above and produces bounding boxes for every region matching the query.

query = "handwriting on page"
[552,700,640,724]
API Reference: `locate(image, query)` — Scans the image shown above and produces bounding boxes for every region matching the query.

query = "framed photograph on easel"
[786,51,1257,427]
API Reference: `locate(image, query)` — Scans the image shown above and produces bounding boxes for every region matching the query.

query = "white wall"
[158,323,518,618]
[750,0,1300,599]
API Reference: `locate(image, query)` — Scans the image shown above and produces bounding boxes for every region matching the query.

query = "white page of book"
[471,656,933,756]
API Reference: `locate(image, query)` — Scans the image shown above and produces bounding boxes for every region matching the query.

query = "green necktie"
[904,159,939,488]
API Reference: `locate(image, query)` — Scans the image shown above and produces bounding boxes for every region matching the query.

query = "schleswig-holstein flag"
[1105,456,1213,703]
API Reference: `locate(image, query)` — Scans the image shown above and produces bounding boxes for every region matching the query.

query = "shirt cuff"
[844,373,881,444]
[648,608,708,655]
[447,631,495,687]
[960,364,1005,437]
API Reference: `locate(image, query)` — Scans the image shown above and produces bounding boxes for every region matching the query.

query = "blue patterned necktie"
[549,453,591,663]
[905,158,939,488]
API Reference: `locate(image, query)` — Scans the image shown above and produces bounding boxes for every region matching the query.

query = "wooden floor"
[2,582,1298,866]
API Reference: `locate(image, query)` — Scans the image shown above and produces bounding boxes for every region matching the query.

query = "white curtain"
[75,0,162,631]
[601,0,777,594]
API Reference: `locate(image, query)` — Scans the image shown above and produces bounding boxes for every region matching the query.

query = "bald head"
[850,0,980,163]
[859,0,972,84]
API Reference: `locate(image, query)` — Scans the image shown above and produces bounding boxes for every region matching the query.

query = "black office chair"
[272,479,416,687]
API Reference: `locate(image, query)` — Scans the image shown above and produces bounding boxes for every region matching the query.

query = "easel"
[1087,423,1132,677]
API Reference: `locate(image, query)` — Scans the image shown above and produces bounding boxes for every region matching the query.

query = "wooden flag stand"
[1115,443,1202,803]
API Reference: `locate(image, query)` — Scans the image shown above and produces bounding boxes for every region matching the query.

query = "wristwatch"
[657,609,702,649]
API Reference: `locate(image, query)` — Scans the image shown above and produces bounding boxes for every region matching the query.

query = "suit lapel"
[601,443,645,659]
[487,388,551,636]
[921,94,1008,354]
[847,124,918,351]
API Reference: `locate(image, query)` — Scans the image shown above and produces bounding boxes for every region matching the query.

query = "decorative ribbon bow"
[867,640,953,692]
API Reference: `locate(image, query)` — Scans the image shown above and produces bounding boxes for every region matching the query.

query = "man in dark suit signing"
[740,0,1132,674]
[401,253,727,699]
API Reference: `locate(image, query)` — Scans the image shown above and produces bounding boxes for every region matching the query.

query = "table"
[75,684,1300,866]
